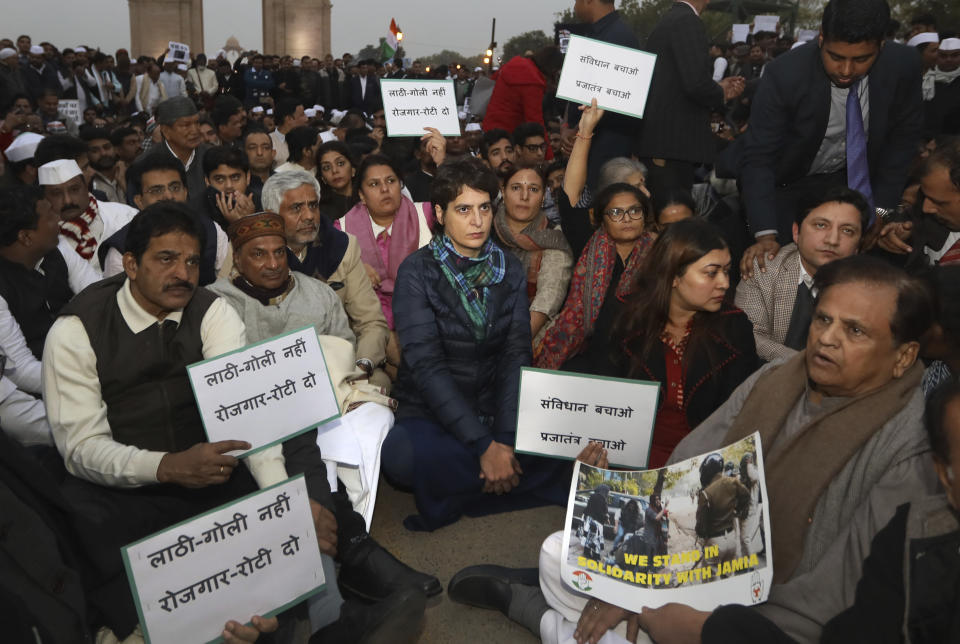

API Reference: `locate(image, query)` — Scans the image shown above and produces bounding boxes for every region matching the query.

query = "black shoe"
[311,587,426,644]
[447,565,540,615]
[339,538,442,601]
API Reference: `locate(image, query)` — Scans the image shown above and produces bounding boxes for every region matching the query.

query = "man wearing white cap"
[38,158,137,272]
[0,132,43,188]
[21,44,60,104]
[907,32,940,96]
[925,38,960,136]
[0,47,26,107]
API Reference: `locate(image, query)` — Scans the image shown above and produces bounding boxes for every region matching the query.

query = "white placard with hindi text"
[381,79,461,137]
[515,368,660,469]
[58,100,80,124]
[732,24,750,44]
[122,475,325,644]
[187,326,341,457]
[752,15,779,34]
[556,35,657,119]
[168,41,190,63]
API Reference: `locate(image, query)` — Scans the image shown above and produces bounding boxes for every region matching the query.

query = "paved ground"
[369,481,567,643]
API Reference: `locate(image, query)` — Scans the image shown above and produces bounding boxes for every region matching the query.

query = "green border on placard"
[555,34,658,119]
[381,78,461,137]
[186,325,342,460]
[513,366,661,470]
[120,474,326,644]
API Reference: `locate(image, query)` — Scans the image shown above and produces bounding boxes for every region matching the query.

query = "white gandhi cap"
[38,159,83,186]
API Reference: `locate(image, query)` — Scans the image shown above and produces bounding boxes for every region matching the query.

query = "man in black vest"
[43,203,426,642]
[0,185,99,399]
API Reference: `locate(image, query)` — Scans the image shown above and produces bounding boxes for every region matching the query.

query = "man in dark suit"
[636,0,745,201]
[349,59,382,115]
[565,0,646,190]
[731,0,922,278]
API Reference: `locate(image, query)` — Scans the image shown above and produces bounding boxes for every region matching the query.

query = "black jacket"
[583,307,759,430]
[391,245,532,452]
[724,41,923,234]
[636,2,724,164]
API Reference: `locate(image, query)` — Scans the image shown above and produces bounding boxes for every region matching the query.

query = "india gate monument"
[127,0,332,57]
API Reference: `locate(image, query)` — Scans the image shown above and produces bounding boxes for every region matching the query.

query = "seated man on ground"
[639,378,960,644]
[262,170,391,390]
[43,203,426,642]
[207,211,441,604]
[736,187,868,362]
[877,139,960,266]
[449,255,936,644]
[380,156,571,531]
[38,158,137,272]
[100,154,231,285]
[0,185,99,399]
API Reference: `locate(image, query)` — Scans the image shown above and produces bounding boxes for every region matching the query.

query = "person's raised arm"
[563,99,604,206]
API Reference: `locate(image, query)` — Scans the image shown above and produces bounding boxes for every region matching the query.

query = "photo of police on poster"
[561,433,772,611]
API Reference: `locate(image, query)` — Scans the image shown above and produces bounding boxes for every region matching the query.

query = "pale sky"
[4,0,573,60]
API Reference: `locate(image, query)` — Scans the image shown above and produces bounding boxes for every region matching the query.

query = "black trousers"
[643,158,696,207]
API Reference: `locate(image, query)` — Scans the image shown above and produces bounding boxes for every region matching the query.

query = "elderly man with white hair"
[38,158,137,273]
[262,169,391,389]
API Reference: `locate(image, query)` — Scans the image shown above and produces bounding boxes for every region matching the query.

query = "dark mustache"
[163,280,195,292]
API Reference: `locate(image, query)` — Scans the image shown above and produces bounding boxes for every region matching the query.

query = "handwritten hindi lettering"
[123,476,324,643]
[557,34,657,119]
[381,79,461,137]
[517,368,658,468]
[188,326,341,456]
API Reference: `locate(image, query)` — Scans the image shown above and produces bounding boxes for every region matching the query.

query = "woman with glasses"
[335,153,435,377]
[560,101,650,259]
[585,219,758,467]
[492,164,573,338]
[535,183,655,371]
[316,140,359,221]
[382,156,569,531]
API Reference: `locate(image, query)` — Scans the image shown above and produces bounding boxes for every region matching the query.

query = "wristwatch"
[355,358,374,377]
[875,206,892,221]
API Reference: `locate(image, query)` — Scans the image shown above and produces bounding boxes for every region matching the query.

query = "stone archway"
[128,0,331,59]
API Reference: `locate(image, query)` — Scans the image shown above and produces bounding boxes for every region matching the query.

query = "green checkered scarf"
[430,234,506,342]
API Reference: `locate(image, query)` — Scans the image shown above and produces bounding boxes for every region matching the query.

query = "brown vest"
[60,274,216,452]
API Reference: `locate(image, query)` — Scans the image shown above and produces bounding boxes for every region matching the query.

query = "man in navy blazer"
[729,0,922,278]
[349,59,383,115]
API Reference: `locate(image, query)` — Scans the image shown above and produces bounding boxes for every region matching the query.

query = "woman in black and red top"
[574,218,759,467]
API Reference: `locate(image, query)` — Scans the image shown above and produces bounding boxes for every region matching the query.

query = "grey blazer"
[734,243,802,362]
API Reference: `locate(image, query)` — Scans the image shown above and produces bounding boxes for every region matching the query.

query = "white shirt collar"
[797,256,817,294]
[677,1,700,16]
[164,140,196,171]
[117,277,183,334]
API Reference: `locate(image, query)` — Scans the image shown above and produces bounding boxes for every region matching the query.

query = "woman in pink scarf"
[337,153,436,376]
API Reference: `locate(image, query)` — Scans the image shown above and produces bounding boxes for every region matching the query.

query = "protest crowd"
[2,0,960,641]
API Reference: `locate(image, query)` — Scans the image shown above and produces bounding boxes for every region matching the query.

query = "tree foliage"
[415,49,485,71]
[502,30,553,63]
[355,43,382,62]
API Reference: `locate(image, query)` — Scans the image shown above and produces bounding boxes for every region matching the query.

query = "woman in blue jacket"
[382,156,569,531]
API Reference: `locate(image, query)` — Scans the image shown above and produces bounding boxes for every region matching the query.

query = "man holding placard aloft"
[43,203,427,641]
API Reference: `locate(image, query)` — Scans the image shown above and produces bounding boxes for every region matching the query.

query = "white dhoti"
[538,531,652,644]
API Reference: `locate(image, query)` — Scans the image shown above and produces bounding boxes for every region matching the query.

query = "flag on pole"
[381,19,400,61]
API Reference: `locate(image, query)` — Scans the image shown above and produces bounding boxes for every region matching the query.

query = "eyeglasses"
[522,143,547,153]
[603,206,645,222]
[144,182,185,197]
